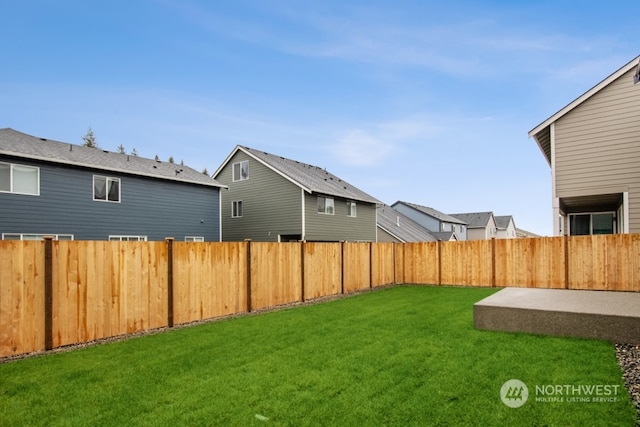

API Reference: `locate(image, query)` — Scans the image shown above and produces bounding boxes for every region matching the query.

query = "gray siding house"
[0,128,224,241]
[529,55,640,235]
[391,201,467,240]
[213,146,381,242]
[449,212,497,240]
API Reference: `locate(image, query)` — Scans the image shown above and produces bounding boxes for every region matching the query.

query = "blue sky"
[1,1,638,236]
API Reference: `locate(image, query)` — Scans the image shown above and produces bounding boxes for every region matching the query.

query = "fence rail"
[2,235,639,358]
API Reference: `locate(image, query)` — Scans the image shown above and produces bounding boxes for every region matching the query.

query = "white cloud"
[331,129,393,166]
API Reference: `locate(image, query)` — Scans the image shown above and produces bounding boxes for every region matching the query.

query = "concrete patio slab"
[474,287,640,344]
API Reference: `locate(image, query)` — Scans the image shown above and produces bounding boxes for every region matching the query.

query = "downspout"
[301,188,306,240]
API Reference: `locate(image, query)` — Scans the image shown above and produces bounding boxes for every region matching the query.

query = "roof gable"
[0,128,224,188]
[214,145,381,204]
[494,215,515,230]
[391,201,467,225]
[528,55,640,164]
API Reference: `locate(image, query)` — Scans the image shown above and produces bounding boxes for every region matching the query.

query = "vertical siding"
[217,151,303,242]
[0,157,220,241]
[555,68,640,232]
[304,192,377,241]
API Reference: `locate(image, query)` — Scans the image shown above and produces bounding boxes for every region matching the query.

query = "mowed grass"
[0,286,636,426]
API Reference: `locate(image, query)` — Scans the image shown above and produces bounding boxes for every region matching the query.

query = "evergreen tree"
[117,144,126,154]
[82,127,98,148]
[168,156,174,164]
[202,167,209,175]
[131,148,138,156]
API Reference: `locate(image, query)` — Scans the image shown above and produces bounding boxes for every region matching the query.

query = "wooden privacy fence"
[2,234,640,358]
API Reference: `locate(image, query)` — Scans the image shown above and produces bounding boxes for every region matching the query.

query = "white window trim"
[232,160,249,182]
[0,162,40,196]
[347,201,357,217]
[232,200,243,218]
[108,235,147,241]
[185,236,204,242]
[317,196,335,215]
[2,233,73,240]
[93,175,121,203]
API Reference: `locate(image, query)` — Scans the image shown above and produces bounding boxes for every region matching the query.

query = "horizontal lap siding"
[0,157,220,241]
[218,151,302,242]
[304,193,377,242]
[555,68,640,231]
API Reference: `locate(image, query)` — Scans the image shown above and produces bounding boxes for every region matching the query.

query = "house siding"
[0,156,221,241]
[218,151,302,242]
[304,192,376,242]
[392,204,440,232]
[555,67,640,232]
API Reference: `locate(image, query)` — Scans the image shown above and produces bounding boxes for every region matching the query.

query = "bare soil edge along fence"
[2,235,640,358]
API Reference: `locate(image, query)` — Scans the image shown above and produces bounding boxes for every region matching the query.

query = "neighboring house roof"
[214,145,382,204]
[0,128,224,188]
[376,205,437,242]
[528,55,640,165]
[429,231,457,241]
[516,228,541,238]
[449,212,494,228]
[494,215,515,230]
[392,201,467,225]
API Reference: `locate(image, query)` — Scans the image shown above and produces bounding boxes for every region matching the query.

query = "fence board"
[403,242,438,284]
[173,242,246,324]
[494,237,566,288]
[372,243,396,287]
[251,243,302,310]
[0,241,45,358]
[304,243,342,300]
[441,240,492,286]
[343,243,371,293]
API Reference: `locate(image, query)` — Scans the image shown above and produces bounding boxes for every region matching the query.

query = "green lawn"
[0,286,636,426]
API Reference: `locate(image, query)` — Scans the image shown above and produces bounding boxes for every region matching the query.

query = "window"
[94,176,120,202]
[347,201,357,217]
[232,160,249,181]
[185,236,204,242]
[0,162,39,195]
[317,196,334,215]
[232,200,243,218]
[108,235,147,241]
[2,233,73,240]
[569,212,615,235]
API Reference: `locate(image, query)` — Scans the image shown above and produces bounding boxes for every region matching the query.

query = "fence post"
[245,239,252,312]
[165,238,174,328]
[300,241,306,302]
[44,236,53,351]
[340,241,345,294]
[369,242,373,289]
[564,234,569,289]
[437,240,442,286]
[491,238,496,288]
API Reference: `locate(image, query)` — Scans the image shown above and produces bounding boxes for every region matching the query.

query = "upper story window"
[232,200,243,218]
[0,162,40,195]
[232,160,249,181]
[317,196,334,215]
[94,175,120,202]
[347,201,357,217]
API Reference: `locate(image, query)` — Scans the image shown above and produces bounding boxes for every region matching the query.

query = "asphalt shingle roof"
[0,128,223,187]
[494,215,514,230]
[238,146,382,204]
[392,201,467,225]
[376,205,436,242]
[449,212,494,228]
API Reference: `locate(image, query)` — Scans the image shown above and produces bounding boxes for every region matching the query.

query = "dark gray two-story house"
[213,146,382,242]
[0,128,224,241]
